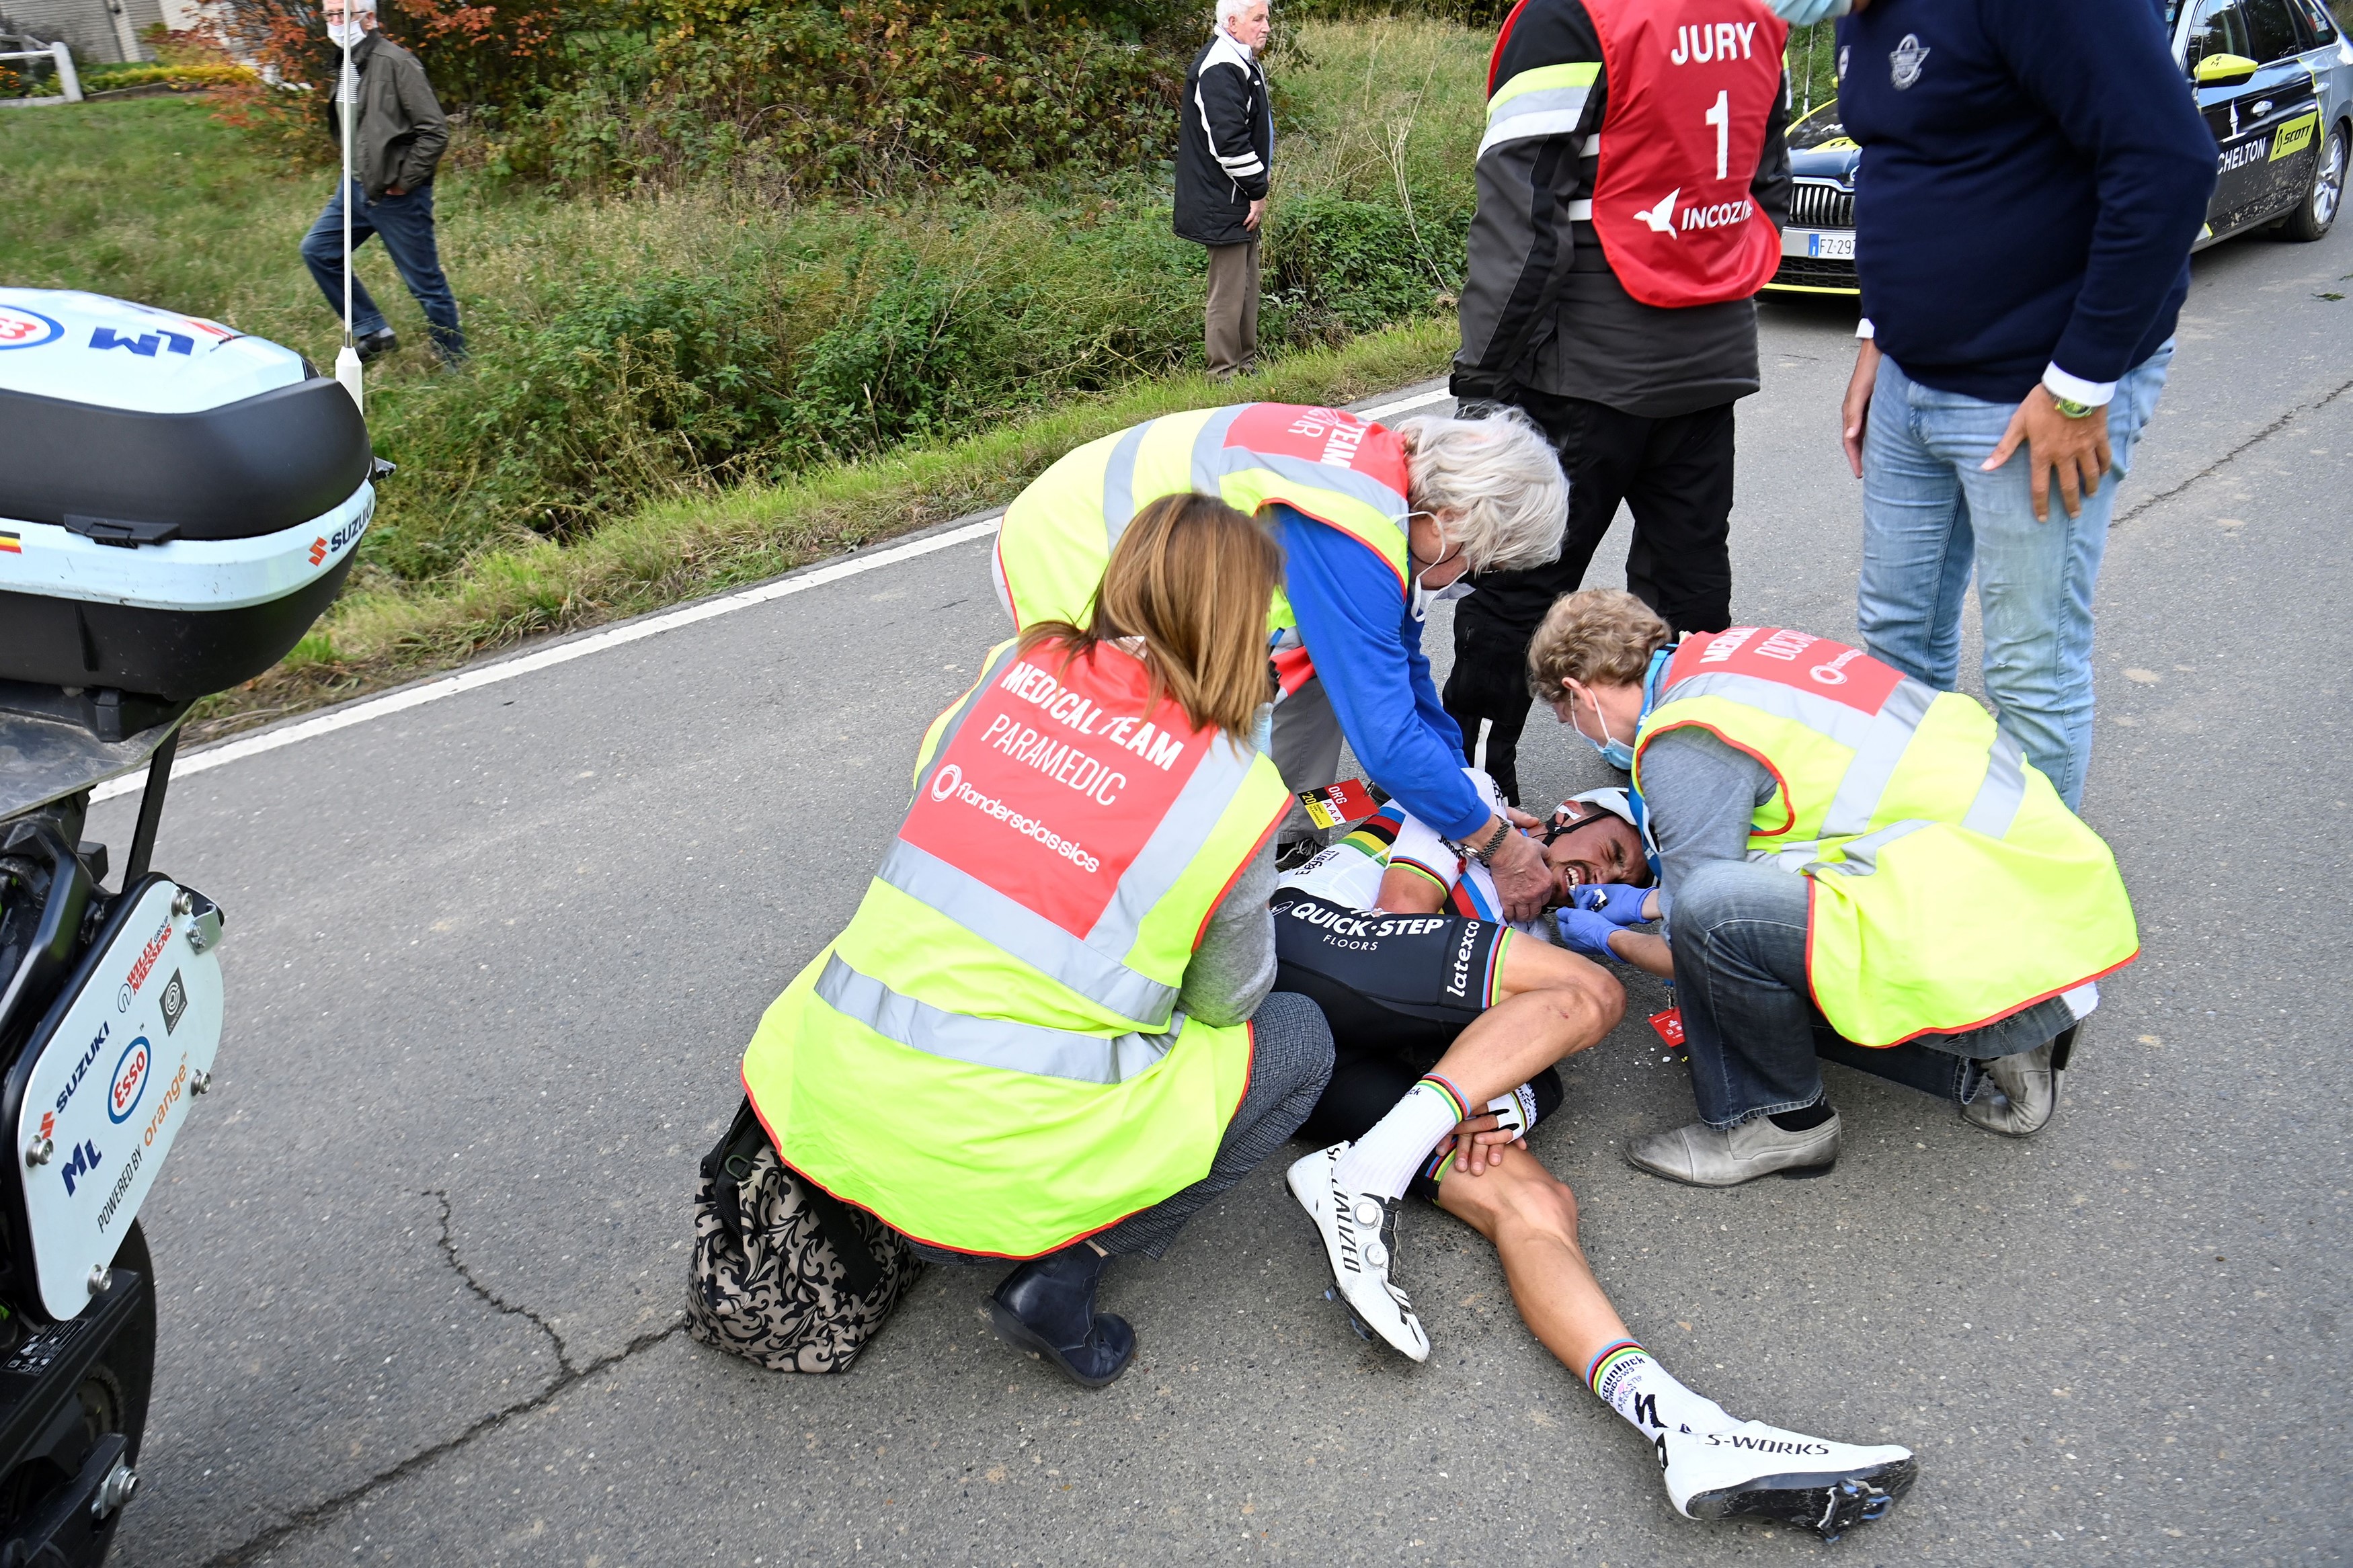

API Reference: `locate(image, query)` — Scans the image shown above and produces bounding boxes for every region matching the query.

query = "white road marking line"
[1358,388,1452,420]
[92,384,1458,800]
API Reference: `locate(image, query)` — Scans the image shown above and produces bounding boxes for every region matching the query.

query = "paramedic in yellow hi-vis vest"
[992,403,1570,920]
[1526,590,2137,1188]
[742,494,1337,1389]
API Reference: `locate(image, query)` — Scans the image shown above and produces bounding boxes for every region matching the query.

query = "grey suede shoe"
[1963,1038,2059,1137]
[1626,1110,1841,1188]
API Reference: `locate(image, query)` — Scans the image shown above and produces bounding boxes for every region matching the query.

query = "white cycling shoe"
[1285,1143,1430,1363]
[1662,1420,1917,1540]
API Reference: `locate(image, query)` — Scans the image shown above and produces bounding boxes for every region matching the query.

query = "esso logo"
[929,763,963,802]
[0,307,64,350]
[107,1037,151,1125]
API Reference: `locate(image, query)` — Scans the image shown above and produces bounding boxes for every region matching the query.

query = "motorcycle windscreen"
[16,878,223,1320]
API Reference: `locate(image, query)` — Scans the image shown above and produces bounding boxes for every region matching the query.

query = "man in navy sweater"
[1821,0,2215,809]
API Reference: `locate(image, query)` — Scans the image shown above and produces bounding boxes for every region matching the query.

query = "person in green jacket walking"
[298,0,464,364]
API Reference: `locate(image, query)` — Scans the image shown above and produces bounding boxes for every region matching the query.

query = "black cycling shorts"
[1269,891,1512,1062]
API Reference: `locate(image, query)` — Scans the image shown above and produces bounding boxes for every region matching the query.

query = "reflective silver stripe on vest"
[1817,677,1935,838]
[1960,729,2028,840]
[816,954,1180,1086]
[1802,819,1935,880]
[912,643,1025,807]
[1659,671,1884,753]
[1476,85,1593,158]
[1100,420,1156,548]
[1090,732,1264,948]
[878,840,1181,1023]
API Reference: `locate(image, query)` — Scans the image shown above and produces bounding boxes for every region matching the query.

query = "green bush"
[499,0,1186,196]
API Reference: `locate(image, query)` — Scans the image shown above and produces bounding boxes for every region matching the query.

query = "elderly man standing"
[1177,0,1273,380]
[298,0,463,364]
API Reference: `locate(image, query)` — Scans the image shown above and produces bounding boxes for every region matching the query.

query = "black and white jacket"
[1175,30,1273,248]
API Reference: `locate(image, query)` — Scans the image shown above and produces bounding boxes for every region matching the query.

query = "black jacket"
[1451,0,1790,418]
[1175,31,1271,248]
[338,32,448,199]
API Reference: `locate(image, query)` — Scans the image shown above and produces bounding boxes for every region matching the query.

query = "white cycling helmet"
[1551,787,1638,832]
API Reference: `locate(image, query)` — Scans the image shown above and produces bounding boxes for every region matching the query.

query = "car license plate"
[1782,228,1857,260]
[15,880,223,1320]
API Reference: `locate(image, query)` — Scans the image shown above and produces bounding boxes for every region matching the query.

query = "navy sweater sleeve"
[1991,0,2216,388]
[1274,506,1489,843]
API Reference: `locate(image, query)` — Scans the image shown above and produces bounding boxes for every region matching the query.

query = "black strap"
[797,1178,886,1298]
[706,1098,887,1297]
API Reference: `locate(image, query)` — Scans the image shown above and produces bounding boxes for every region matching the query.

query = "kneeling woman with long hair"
[740,492,1334,1387]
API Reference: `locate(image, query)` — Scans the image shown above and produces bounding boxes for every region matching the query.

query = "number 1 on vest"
[1705,89,1728,181]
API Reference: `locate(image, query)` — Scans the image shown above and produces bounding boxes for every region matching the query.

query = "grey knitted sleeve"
[1176,841,1277,1028]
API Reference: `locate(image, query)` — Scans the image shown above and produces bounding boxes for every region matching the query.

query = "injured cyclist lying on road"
[1269,767,1917,1539]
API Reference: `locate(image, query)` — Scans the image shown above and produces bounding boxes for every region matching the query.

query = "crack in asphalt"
[2116,374,2353,524]
[196,1194,686,1567]
[430,1189,575,1376]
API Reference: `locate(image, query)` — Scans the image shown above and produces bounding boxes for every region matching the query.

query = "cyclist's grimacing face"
[1542,813,1649,903]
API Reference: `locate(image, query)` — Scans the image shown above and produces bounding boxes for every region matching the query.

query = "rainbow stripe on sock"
[1583,1338,1646,1391]
[1419,1073,1470,1124]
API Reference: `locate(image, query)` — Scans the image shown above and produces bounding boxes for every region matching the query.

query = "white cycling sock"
[1330,1075,1468,1201]
[1585,1340,1734,1438]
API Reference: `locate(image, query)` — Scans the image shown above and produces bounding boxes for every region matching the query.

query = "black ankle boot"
[988,1245,1135,1389]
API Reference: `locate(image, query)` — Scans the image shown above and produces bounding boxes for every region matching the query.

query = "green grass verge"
[201,317,1455,739]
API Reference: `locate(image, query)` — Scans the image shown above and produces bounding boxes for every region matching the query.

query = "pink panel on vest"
[1665,627,1905,716]
[898,645,1213,938]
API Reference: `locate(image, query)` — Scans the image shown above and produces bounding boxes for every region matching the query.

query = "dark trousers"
[1443,391,1737,803]
[1672,858,2075,1128]
[300,178,465,359]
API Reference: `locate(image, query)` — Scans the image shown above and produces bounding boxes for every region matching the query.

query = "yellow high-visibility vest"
[742,636,1291,1257]
[993,404,1414,657]
[1632,627,2138,1046]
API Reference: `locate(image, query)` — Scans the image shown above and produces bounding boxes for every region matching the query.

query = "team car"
[1763,0,2353,297]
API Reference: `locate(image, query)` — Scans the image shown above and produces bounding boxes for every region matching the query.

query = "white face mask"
[328,17,366,47]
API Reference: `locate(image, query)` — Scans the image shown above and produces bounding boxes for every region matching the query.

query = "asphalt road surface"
[94,223,2351,1567]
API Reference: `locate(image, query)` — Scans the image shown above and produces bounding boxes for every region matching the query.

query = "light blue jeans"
[1856,345,2173,809]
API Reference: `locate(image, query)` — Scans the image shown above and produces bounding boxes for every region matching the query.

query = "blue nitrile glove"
[1765,0,1849,22]
[1571,882,1654,929]
[1554,907,1621,962]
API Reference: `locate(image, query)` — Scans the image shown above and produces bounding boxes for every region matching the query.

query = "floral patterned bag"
[685,1100,920,1373]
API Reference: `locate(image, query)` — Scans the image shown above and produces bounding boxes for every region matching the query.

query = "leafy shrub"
[1269,189,1464,337]
[501,0,1186,196]
[79,62,258,89]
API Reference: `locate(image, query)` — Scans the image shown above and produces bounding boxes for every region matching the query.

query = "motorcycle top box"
[0,288,375,706]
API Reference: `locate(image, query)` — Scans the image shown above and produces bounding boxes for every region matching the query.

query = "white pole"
[332,15,363,415]
[50,41,82,101]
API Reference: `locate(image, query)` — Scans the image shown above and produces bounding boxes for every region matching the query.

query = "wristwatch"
[1452,817,1513,866]
[2052,395,2094,419]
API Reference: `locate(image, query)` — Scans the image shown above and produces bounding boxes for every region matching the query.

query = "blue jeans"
[1856,346,2172,809]
[1673,859,2076,1128]
[299,178,465,359]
